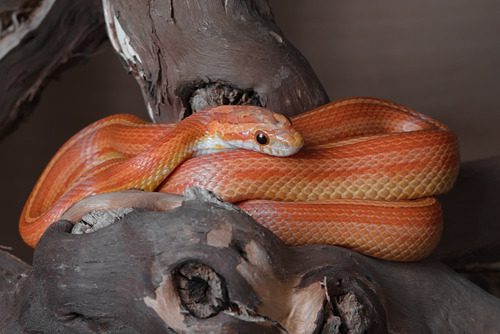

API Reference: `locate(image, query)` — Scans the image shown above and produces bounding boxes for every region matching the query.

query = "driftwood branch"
[0,0,106,139]
[1,189,500,333]
[102,0,329,122]
[1,0,500,333]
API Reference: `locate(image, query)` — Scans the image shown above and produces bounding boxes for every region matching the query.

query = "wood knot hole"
[173,261,228,318]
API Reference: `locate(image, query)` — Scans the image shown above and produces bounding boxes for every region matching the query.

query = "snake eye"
[255,131,269,145]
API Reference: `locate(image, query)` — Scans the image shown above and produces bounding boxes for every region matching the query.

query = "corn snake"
[20,97,459,261]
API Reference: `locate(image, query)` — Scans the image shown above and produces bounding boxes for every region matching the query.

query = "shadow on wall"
[2,0,500,262]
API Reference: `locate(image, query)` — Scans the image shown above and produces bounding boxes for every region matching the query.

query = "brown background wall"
[2,0,500,262]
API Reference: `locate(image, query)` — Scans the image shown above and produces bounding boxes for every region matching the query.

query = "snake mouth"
[176,81,262,119]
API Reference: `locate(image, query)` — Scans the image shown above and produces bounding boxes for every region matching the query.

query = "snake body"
[19,106,302,247]
[20,98,459,261]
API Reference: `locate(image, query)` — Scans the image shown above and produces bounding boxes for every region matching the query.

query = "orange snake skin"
[20,98,459,261]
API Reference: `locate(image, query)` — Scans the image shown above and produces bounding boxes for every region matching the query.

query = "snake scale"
[20,97,459,261]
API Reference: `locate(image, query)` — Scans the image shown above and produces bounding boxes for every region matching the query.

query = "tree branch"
[0,0,106,139]
[102,0,329,122]
[1,0,499,332]
[2,189,500,332]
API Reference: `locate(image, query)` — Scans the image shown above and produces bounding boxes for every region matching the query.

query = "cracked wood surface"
[1,189,500,333]
[0,0,106,139]
[1,0,500,332]
[102,0,329,122]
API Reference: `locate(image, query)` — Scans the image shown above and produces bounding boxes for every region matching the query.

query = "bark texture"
[1,189,500,333]
[102,0,329,122]
[0,0,106,139]
[1,0,500,333]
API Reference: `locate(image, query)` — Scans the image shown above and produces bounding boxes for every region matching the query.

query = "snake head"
[203,105,304,157]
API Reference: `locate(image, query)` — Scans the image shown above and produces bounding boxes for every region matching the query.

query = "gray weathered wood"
[0,0,106,139]
[2,189,500,333]
[1,0,500,332]
[102,0,329,123]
